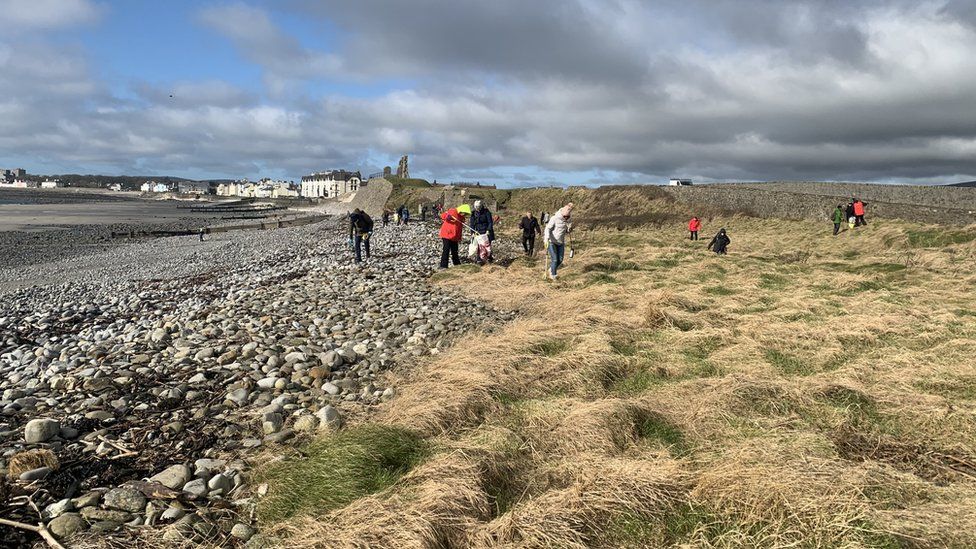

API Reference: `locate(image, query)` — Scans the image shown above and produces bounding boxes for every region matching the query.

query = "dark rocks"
[0,219,512,543]
[103,486,147,513]
[48,512,87,539]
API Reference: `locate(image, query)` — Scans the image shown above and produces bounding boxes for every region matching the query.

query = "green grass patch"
[681,337,725,378]
[758,273,790,290]
[428,263,481,282]
[608,367,672,395]
[636,413,689,456]
[586,273,619,285]
[841,279,893,295]
[529,338,571,357]
[588,232,643,249]
[764,349,815,376]
[905,228,976,248]
[257,425,429,522]
[704,285,735,296]
[648,256,681,269]
[824,262,907,274]
[581,258,641,273]
[914,376,976,401]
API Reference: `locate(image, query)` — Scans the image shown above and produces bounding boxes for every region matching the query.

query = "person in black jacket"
[349,208,374,263]
[707,228,730,255]
[518,211,542,256]
[470,200,495,264]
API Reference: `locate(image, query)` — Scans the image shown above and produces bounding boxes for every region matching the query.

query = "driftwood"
[0,517,67,549]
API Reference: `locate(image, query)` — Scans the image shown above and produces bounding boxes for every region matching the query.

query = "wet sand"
[0,189,216,232]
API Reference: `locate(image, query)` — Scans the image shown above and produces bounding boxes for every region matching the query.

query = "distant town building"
[300,170,361,198]
[669,178,693,186]
[216,179,248,197]
[108,183,123,191]
[140,180,173,193]
[2,168,27,183]
[179,181,211,195]
[40,180,62,189]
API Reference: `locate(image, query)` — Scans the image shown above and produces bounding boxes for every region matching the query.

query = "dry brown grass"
[8,448,58,477]
[263,215,976,548]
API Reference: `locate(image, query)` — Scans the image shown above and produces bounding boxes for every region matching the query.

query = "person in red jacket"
[438,207,466,268]
[688,216,701,241]
[852,199,867,226]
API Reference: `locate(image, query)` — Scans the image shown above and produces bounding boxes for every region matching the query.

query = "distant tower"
[396,155,409,179]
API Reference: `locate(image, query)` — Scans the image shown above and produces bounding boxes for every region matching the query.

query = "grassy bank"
[259,216,976,548]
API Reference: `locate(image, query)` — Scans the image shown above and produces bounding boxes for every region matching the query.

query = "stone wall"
[662,183,976,225]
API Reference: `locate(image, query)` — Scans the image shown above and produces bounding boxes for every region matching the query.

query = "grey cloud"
[5,0,976,185]
[197,3,341,83]
[287,0,650,82]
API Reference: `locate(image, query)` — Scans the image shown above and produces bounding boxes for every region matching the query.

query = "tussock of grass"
[758,272,790,290]
[528,337,571,357]
[474,458,687,548]
[257,425,428,522]
[764,348,814,376]
[905,228,976,248]
[580,258,641,273]
[704,285,735,296]
[636,412,689,456]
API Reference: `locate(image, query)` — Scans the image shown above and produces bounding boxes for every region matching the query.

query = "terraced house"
[300,170,362,198]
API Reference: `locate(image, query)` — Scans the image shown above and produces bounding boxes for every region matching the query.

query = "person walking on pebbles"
[470,200,495,265]
[707,228,730,255]
[519,211,542,256]
[544,203,574,280]
[438,205,467,269]
[349,208,374,264]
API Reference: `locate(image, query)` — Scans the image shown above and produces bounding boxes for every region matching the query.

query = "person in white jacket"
[543,203,574,280]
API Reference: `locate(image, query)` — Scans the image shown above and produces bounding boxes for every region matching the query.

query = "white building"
[141,181,171,193]
[40,180,61,189]
[300,170,361,198]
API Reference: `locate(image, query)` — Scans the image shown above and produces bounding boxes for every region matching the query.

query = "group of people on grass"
[831,198,868,235]
[438,201,574,279]
[349,195,871,275]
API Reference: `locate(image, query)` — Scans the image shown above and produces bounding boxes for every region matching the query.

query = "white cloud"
[0,0,101,28]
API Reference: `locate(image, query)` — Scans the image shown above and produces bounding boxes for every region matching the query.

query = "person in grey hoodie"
[544,203,574,279]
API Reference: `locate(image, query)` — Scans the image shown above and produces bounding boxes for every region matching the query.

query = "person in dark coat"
[349,208,374,263]
[382,209,390,227]
[845,200,856,224]
[707,228,730,255]
[518,211,542,256]
[470,200,495,264]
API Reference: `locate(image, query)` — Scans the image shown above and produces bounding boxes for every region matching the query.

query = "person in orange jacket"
[853,199,867,226]
[438,207,466,269]
[688,217,701,241]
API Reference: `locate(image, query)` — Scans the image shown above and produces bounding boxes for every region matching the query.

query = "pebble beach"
[0,194,509,546]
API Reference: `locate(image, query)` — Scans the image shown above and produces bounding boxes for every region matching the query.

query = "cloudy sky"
[2,0,976,186]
